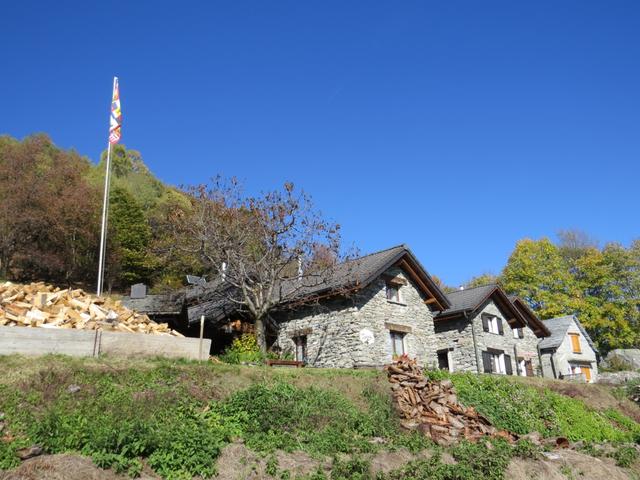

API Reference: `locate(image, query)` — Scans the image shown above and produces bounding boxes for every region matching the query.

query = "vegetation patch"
[0,356,639,478]
[428,369,640,442]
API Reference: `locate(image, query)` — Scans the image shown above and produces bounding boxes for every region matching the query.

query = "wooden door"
[582,366,591,382]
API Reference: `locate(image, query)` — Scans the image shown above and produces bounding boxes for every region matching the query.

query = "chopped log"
[385,356,518,445]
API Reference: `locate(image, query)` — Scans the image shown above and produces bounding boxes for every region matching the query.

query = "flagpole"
[96,140,113,296]
[97,76,118,296]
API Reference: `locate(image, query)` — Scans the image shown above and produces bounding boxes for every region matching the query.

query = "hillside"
[0,355,639,480]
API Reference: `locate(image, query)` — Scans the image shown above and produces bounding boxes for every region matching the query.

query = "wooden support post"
[199,315,205,361]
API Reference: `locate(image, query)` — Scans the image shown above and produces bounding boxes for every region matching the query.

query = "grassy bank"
[0,355,638,479]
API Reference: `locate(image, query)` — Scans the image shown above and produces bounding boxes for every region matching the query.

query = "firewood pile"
[0,282,183,336]
[385,356,517,446]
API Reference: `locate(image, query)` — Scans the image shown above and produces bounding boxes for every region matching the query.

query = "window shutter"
[498,318,504,335]
[482,315,489,332]
[504,354,513,375]
[482,351,492,373]
[518,328,524,339]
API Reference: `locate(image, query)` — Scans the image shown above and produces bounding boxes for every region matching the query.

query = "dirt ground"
[0,454,159,480]
[2,446,638,480]
[506,449,636,480]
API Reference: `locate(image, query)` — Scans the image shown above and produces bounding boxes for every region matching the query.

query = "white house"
[538,315,599,383]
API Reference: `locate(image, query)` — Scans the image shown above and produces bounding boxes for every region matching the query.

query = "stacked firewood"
[0,282,183,336]
[385,356,516,446]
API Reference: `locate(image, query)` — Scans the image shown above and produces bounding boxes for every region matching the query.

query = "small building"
[538,315,599,383]
[433,285,550,376]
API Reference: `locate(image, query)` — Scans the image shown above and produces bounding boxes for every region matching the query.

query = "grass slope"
[0,355,638,480]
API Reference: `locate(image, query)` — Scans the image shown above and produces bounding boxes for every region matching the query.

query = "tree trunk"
[255,316,267,353]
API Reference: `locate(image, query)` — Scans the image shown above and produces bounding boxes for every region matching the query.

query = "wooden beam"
[424,298,438,305]
[397,259,445,310]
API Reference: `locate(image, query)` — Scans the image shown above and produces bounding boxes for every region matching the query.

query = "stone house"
[433,285,550,376]
[538,315,599,383]
[271,245,451,368]
[122,244,552,375]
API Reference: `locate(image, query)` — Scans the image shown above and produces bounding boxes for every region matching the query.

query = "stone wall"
[540,351,555,378]
[434,301,544,376]
[274,266,440,368]
[547,320,599,382]
[470,302,542,376]
[433,315,477,372]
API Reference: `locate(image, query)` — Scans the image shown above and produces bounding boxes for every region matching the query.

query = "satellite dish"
[359,328,375,345]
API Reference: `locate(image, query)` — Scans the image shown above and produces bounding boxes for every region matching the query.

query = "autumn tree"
[501,235,640,352]
[501,238,579,319]
[166,177,345,352]
[463,273,499,289]
[0,134,100,283]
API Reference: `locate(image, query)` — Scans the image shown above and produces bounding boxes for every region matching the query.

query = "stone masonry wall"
[434,301,543,376]
[274,266,439,368]
[471,302,542,376]
[433,316,477,372]
[551,321,599,382]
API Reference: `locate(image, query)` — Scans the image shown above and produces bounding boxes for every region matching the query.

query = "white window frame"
[491,351,507,374]
[390,330,406,357]
[294,335,307,363]
[518,358,527,377]
[488,316,500,335]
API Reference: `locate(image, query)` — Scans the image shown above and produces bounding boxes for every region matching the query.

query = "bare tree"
[166,177,346,352]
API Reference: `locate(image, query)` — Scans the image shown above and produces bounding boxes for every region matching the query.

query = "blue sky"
[2,1,639,286]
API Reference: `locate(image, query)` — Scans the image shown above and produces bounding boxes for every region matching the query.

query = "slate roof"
[538,315,598,353]
[508,296,551,337]
[435,284,529,329]
[440,284,497,315]
[183,244,451,325]
[121,293,184,315]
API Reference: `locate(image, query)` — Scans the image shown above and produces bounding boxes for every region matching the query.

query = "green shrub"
[443,372,640,443]
[212,382,381,456]
[447,373,557,436]
[610,445,639,468]
[547,394,627,442]
[0,440,21,470]
[219,334,265,364]
[331,456,371,480]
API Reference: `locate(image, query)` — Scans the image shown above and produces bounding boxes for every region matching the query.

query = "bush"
[211,382,381,455]
[219,334,265,364]
[610,445,639,468]
[384,440,514,480]
[443,372,640,443]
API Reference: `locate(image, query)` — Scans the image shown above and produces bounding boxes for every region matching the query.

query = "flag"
[109,77,122,144]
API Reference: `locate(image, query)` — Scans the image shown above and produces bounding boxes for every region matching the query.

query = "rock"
[542,452,561,461]
[17,445,43,460]
[597,371,640,385]
[555,437,570,449]
[369,437,387,444]
[603,349,640,370]
[521,431,543,446]
[66,384,81,394]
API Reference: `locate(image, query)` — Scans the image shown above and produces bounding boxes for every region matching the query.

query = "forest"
[0,134,638,353]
